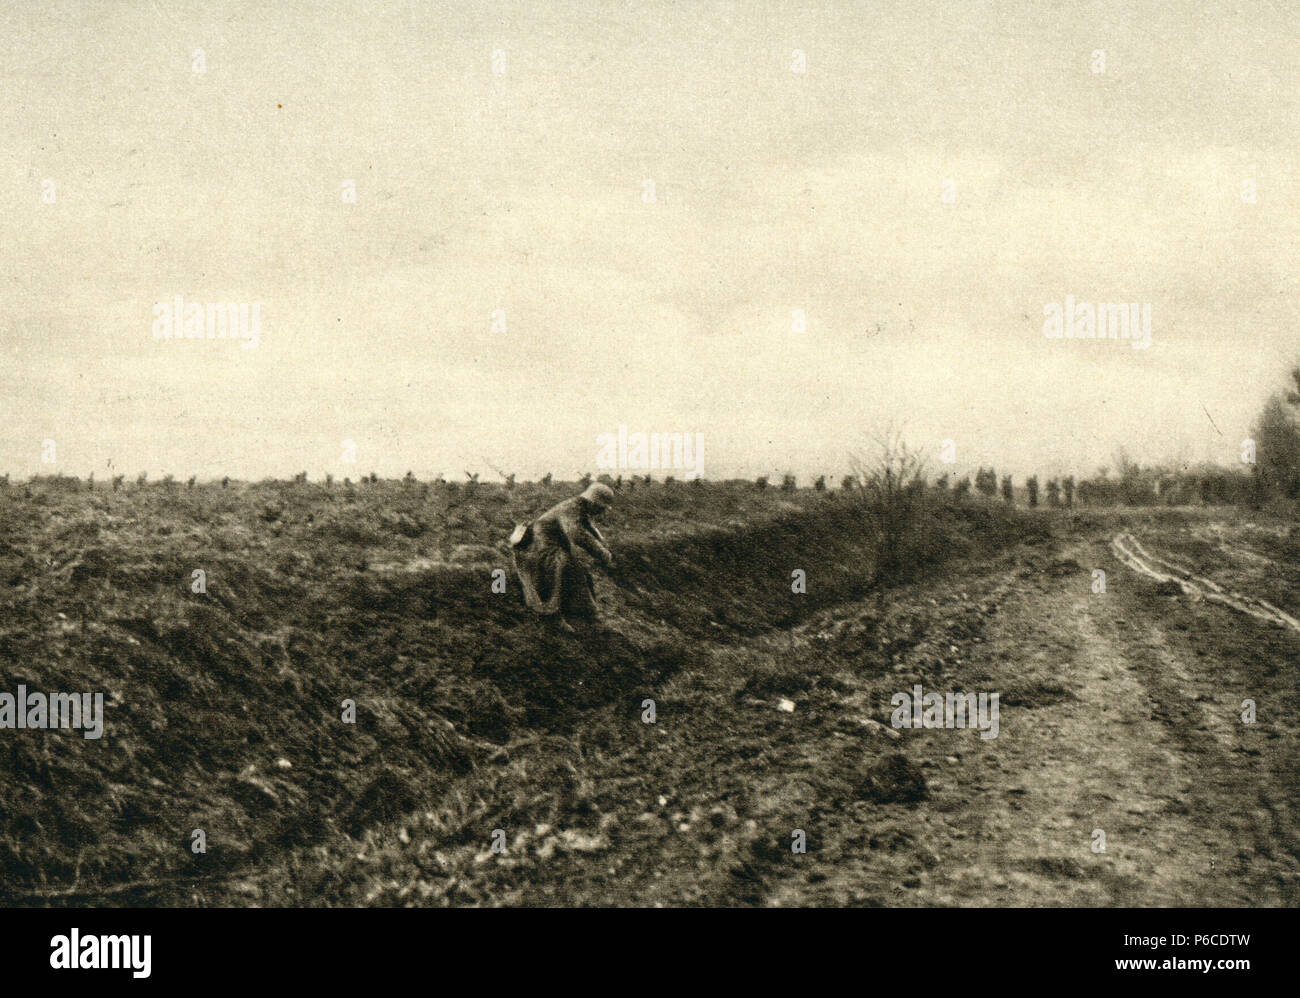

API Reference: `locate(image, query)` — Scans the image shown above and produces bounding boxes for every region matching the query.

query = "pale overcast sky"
[3,0,1297,481]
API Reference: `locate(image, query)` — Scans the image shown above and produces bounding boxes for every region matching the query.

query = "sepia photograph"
[0,0,1294,957]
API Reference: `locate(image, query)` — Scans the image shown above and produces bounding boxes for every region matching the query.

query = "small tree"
[814,475,826,491]
[1026,475,1039,508]
[954,477,971,500]
[841,474,857,491]
[1000,475,1013,504]
[1062,475,1075,507]
[781,473,797,492]
[1252,394,1300,501]
[755,475,769,491]
[849,427,929,581]
[1046,478,1061,507]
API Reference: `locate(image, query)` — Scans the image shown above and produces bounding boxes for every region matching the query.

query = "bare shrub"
[849,427,930,581]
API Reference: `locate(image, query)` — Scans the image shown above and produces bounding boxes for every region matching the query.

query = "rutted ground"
[301,512,1300,907]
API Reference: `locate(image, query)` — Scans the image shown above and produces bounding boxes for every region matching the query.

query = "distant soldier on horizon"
[510,482,616,632]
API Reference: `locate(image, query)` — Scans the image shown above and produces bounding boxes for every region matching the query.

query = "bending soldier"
[510,483,615,630]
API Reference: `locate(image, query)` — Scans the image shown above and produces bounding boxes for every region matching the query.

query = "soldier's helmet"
[580,482,616,514]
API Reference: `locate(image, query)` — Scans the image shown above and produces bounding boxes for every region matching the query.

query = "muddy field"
[1,479,1296,906]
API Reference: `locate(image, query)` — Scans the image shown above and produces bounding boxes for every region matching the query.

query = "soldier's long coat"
[509,495,611,620]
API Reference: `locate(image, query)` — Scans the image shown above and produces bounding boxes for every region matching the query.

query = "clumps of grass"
[859,753,928,804]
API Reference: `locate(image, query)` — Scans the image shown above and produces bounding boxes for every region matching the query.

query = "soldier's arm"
[571,514,613,566]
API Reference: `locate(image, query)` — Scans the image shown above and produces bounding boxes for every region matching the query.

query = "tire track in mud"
[1110,532,1300,634]
[866,539,1245,906]
[619,528,1300,907]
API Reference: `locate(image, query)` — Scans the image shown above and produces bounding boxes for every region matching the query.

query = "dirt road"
[403,516,1299,907]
